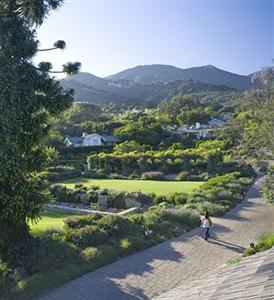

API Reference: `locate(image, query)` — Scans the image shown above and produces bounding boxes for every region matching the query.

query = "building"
[166,117,228,140]
[64,133,119,147]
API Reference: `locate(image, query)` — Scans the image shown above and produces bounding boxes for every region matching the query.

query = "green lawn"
[30,210,81,235]
[55,178,204,196]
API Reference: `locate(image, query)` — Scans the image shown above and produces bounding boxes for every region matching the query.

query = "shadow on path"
[207,238,245,253]
[40,242,185,300]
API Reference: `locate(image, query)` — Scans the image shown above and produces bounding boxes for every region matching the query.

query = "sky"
[35,0,273,78]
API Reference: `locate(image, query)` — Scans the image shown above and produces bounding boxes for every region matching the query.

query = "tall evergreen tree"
[0,0,80,256]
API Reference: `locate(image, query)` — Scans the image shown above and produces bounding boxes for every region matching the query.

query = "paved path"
[39,182,274,300]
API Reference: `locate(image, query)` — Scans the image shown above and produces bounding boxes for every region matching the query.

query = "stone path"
[39,182,274,300]
[154,247,274,300]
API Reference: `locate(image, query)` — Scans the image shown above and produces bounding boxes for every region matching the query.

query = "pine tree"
[0,0,80,256]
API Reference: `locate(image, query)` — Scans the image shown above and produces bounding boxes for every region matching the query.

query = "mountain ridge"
[106,64,252,90]
[60,64,254,106]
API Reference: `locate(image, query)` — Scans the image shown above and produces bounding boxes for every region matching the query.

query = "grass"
[55,178,204,196]
[226,256,241,265]
[30,210,81,235]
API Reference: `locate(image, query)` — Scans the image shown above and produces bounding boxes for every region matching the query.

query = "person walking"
[201,211,213,241]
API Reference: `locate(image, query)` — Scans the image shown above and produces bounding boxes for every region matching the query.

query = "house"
[208,118,226,127]
[64,133,119,147]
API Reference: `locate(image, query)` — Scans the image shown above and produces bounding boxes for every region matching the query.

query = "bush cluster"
[47,165,82,182]
[87,140,225,178]
[64,208,200,252]
[50,184,154,209]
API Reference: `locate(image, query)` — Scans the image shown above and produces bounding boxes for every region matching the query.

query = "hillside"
[107,64,253,91]
[60,73,234,106]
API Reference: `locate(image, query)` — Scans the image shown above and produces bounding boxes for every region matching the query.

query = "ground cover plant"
[243,234,274,257]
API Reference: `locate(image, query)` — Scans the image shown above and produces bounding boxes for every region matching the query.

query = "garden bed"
[2,171,255,300]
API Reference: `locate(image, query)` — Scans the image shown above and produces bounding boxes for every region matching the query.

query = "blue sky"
[35,0,273,77]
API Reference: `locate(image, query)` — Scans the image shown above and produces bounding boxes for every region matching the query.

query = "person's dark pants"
[205,228,210,240]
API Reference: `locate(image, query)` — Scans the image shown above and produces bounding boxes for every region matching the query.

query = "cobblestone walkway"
[39,182,274,300]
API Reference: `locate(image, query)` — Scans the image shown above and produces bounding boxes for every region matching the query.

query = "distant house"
[64,133,119,147]
[208,118,226,127]
[166,117,228,140]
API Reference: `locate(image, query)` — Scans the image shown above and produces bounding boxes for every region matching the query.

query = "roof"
[154,247,274,300]
[65,136,83,144]
[102,135,119,142]
[84,133,102,139]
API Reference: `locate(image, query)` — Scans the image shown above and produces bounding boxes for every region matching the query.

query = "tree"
[177,109,211,125]
[0,0,80,257]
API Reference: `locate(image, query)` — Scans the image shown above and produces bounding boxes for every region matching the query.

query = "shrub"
[86,190,98,204]
[90,185,100,191]
[243,234,274,257]
[7,235,80,275]
[141,171,165,181]
[97,215,141,237]
[0,261,16,297]
[162,209,200,230]
[119,238,134,256]
[64,213,101,229]
[153,195,167,205]
[118,235,151,256]
[30,236,80,274]
[176,171,189,181]
[66,225,108,248]
[47,170,81,182]
[243,247,257,257]
[166,193,188,205]
[253,234,274,253]
[112,194,126,209]
[262,175,274,203]
[143,208,175,240]
[197,202,227,217]
[81,244,118,269]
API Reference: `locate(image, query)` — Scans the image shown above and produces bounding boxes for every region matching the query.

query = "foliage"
[64,213,101,229]
[114,118,167,146]
[0,260,17,298]
[159,92,241,125]
[178,171,255,216]
[114,140,152,154]
[0,0,80,256]
[66,225,108,249]
[177,108,211,126]
[220,67,274,161]
[261,167,274,203]
[244,234,274,257]
[119,236,150,256]
[81,244,118,268]
[87,140,225,177]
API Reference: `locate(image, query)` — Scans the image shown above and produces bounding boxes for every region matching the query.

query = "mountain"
[60,72,235,106]
[107,64,253,91]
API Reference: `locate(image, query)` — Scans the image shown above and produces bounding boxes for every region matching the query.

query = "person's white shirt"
[201,216,210,228]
